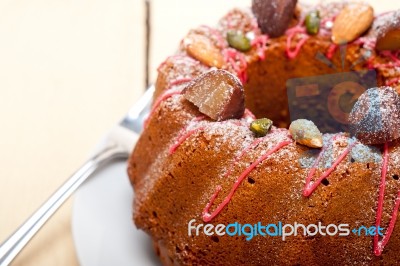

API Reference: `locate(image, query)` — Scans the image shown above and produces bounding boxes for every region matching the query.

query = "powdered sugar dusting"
[349,86,400,144]
[157,54,209,89]
[201,127,293,222]
[351,142,382,163]
[373,10,400,40]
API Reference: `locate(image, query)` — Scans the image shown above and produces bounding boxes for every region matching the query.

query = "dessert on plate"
[128,0,400,264]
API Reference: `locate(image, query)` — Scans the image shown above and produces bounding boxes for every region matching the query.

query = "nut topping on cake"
[251,0,297,37]
[183,33,225,68]
[182,69,245,121]
[331,3,374,44]
[289,119,323,148]
[227,31,251,52]
[250,118,273,137]
[375,10,400,51]
[305,10,320,35]
[349,86,400,145]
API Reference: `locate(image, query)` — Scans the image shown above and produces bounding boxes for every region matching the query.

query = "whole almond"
[332,3,374,45]
[183,33,225,68]
[375,10,400,51]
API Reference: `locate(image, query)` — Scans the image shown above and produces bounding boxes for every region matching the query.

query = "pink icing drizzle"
[381,51,400,64]
[223,48,248,83]
[375,10,394,19]
[144,77,193,128]
[169,116,207,154]
[169,78,194,87]
[326,43,338,60]
[303,135,357,197]
[250,17,259,31]
[157,54,196,72]
[251,35,268,60]
[200,25,228,49]
[373,142,400,256]
[169,118,249,154]
[202,136,292,222]
[354,37,377,50]
[214,130,285,182]
[386,77,400,86]
[169,126,206,155]
[202,14,268,84]
[371,51,400,69]
[285,26,309,59]
[300,137,399,256]
[366,55,376,70]
[243,108,256,120]
[319,17,335,36]
[144,89,182,128]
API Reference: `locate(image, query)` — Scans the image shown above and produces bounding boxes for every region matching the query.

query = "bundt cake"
[128,1,400,265]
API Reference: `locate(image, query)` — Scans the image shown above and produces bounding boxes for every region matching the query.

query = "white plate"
[72,160,160,266]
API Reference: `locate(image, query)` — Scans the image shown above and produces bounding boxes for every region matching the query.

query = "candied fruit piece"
[183,70,245,121]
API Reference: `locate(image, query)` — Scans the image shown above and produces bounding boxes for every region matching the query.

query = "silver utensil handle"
[0,143,129,266]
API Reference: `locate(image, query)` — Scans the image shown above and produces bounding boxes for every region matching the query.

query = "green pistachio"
[227,31,251,52]
[250,118,273,137]
[305,10,320,35]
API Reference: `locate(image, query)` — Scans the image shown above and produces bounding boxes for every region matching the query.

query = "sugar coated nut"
[375,10,400,51]
[184,33,225,68]
[227,31,251,52]
[305,10,320,35]
[331,3,374,44]
[349,86,400,145]
[250,118,273,137]
[252,0,297,37]
[289,119,323,148]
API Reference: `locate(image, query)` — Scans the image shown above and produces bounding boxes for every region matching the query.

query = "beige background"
[0,0,395,265]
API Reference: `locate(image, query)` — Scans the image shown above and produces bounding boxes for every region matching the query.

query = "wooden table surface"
[0,0,395,265]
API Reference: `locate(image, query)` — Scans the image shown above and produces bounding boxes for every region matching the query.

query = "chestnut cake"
[128,1,400,265]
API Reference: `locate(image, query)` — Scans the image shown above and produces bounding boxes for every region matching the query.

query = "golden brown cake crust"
[129,94,400,265]
[129,3,400,265]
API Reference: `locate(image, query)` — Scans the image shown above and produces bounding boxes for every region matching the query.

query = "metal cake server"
[0,85,154,266]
